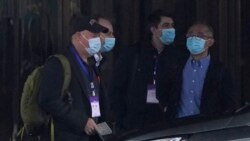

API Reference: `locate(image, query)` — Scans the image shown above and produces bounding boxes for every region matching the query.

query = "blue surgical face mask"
[85,37,101,56]
[101,37,116,52]
[186,37,206,55]
[159,28,175,45]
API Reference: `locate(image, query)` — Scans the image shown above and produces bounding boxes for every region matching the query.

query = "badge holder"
[146,84,159,104]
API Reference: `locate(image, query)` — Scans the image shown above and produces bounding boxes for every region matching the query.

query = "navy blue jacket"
[38,48,105,141]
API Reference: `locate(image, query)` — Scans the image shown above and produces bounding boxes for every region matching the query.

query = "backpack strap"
[49,54,71,141]
[53,54,71,97]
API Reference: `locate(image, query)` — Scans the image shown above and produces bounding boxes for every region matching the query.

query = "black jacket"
[38,48,105,141]
[110,42,180,131]
[157,51,240,120]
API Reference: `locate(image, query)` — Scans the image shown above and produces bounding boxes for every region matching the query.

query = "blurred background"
[0,0,249,140]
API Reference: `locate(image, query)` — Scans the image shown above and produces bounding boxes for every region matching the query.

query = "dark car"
[106,105,250,141]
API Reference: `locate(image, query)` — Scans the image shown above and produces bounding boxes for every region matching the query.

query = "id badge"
[146,84,159,104]
[90,96,101,117]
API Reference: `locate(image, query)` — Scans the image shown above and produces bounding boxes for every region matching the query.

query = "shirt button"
[193,69,197,72]
[190,100,193,103]
[192,80,195,83]
[190,90,194,93]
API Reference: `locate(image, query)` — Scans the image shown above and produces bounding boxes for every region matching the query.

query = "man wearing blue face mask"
[158,22,239,120]
[73,15,116,126]
[98,17,115,53]
[38,15,110,141]
[91,16,116,67]
[74,15,115,66]
[110,10,180,132]
[92,15,116,125]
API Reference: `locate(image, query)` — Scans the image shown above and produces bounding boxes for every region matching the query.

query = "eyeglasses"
[186,33,212,39]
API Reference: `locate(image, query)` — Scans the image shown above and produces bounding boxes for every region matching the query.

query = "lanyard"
[153,55,159,85]
[70,46,98,97]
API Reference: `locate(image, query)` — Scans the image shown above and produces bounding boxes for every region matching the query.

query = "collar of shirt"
[188,55,211,69]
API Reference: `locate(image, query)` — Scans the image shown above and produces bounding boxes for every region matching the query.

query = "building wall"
[0,0,247,140]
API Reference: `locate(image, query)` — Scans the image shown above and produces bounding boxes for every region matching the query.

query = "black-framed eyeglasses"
[186,33,212,39]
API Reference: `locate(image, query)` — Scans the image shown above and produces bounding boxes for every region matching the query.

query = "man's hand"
[84,118,97,135]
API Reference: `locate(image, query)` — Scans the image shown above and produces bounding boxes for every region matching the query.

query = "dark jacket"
[157,51,240,120]
[110,42,180,131]
[38,48,105,141]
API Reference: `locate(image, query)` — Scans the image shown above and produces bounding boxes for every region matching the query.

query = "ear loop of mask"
[204,38,211,50]
[78,33,88,48]
[200,37,213,54]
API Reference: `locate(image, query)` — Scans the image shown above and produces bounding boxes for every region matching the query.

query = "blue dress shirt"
[178,55,210,118]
